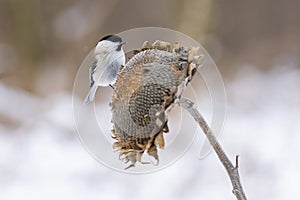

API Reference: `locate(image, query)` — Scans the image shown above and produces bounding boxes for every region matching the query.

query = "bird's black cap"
[99,34,122,43]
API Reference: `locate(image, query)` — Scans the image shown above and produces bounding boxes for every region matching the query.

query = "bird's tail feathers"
[84,84,98,104]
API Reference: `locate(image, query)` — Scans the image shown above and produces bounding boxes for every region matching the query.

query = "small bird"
[84,34,125,103]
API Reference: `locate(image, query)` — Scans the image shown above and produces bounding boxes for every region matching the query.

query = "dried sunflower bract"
[111,40,204,169]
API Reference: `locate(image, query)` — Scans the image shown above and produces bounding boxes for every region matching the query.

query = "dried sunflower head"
[111,40,203,169]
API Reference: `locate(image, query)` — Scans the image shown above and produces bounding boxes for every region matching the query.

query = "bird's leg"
[109,84,115,89]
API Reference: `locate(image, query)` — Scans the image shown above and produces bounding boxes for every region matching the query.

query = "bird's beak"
[121,41,126,45]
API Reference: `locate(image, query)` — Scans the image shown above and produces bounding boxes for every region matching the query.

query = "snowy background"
[1,0,300,199]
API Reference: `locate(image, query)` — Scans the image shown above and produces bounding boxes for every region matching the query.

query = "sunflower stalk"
[179,97,247,200]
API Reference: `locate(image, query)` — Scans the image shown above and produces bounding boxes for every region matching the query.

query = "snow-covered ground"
[0,65,300,200]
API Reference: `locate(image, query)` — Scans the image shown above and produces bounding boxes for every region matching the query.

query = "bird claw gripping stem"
[110,40,204,169]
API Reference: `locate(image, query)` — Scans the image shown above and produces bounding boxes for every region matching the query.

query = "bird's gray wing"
[89,60,97,88]
[106,59,121,81]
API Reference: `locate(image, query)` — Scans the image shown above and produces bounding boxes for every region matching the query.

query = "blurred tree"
[9,0,43,91]
[176,0,214,42]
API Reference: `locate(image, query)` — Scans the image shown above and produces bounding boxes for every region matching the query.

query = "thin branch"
[179,98,247,200]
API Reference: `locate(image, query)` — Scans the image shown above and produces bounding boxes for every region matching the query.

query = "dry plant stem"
[179,98,247,200]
